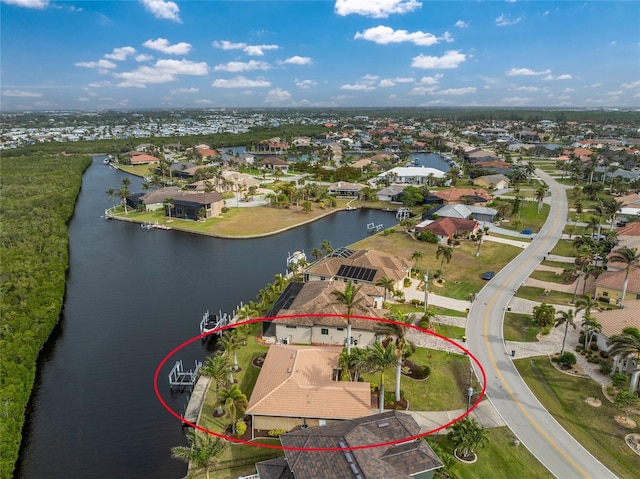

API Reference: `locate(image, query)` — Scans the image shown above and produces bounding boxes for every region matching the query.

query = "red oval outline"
[154,314,487,451]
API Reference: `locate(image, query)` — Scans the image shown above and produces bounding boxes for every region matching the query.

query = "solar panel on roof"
[337,264,376,282]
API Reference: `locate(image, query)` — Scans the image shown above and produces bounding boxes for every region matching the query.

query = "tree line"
[0,153,91,479]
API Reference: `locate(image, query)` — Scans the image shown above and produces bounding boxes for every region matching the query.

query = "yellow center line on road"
[482,200,590,478]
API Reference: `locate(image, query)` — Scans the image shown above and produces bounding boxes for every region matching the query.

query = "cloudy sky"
[1,0,639,111]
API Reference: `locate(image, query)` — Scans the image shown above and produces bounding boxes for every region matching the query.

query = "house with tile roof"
[376,166,446,186]
[594,266,640,304]
[270,280,387,348]
[473,174,510,190]
[139,186,181,211]
[169,191,224,220]
[254,410,443,479]
[245,345,371,438]
[414,217,479,244]
[430,188,493,206]
[327,181,367,198]
[421,204,497,223]
[303,249,412,291]
[615,222,640,251]
[591,300,640,392]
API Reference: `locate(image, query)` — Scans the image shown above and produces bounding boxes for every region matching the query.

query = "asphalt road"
[466,170,618,479]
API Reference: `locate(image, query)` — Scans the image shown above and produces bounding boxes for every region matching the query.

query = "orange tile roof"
[246,345,371,419]
[595,267,640,295]
[592,300,640,337]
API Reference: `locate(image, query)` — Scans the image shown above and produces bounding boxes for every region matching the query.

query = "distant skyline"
[1,0,639,111]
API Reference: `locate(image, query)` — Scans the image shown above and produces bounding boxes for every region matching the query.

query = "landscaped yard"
[428,427,554,479]
[503,312,541,342]
[515,286,577,306]
[515,357,640,479]
[352,231,522,301]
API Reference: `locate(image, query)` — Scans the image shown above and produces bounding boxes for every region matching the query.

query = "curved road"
[467,170,618,479]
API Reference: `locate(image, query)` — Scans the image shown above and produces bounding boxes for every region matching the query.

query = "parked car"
[482,271,495,280]
[521,229,532,235]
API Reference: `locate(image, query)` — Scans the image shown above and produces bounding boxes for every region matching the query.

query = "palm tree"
[331,280,364,355]
[554,309,577,355]
[604,199,625,231]
[375,276,395,303]
[219,329,241,375]
[535,185,547,213]
[436,245,453,278]
[410,249,423,274]
[374,312,415,402]
[117,177,131,214]
[447,416,489,460]
[419,308,436,330]
[105,187,116,209]
[216,384,248,436]
[320,239,333,257]
[582,315,603,350]
[608,247,640,306]
[607,327,640,362]
[591,203,607,238]
[171,430,226,479]
[311,247,323,261]
[199,353,230,415]
[365,341,397,413]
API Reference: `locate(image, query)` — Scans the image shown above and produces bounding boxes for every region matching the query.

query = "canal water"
[16,156,397,479]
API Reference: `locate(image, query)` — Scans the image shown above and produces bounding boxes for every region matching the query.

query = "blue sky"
[1,0,639,111]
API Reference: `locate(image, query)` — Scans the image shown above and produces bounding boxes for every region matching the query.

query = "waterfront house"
[269,280,386,348]
[304,248,411,290]
[169,191,224,220]
[594,266,640,304]
[431,188,493,206]
[126,151,160,165]
[139,186,182,211]
[376,166,446,186]
[254,410,444,479]
[422,204,497,223]
[375,184,407,202]
[327,181,366,198]
[258,156,289,173]
[245,345,371,437]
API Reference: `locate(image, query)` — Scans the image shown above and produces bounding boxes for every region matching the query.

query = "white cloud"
[295,79,318,89]
[214,60,270,72]
[417,74,443,85]
[544,73,572,81]
[211,76,271,88]
[436,87,477,95]
[140,0,181,23]
[505,67,551,76]
[115,59,207,87]
[587,82,603,88]
[455,20,468,28]
[105,46,136,61]
[408,86,437,96]
[2,90,43,97]
[340,83,375,92]
[212,40,279,56]
[143,38,191,55]
[77,97,90,102]
[136,54,153,62]
[265,88,292,105]
[171,87,199,94]
[194,99,214,105]
[378,77,414,87]
[87,81,113,88]
[511,86,540,92]
[2,0,48,8]
[75,59,117,69]
[282,56,312,65]
[354,25,440,46]
[411,50,466,69]
[621,80,640,89]
[244,44,279,56]
[495,14,522,26]
[501,96,532,105]
[335,0,422,18]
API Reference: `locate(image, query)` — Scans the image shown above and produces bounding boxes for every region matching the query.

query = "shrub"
[553,352,577,368]
[235,420,247,437]
[600,362,612,375]
[599,350,609,359]
[221,206,230,213]
[403,278,412,287]
[575,345,583,353]
[589,342,599,352]
[268,429,286,437]
[612,372,628,389]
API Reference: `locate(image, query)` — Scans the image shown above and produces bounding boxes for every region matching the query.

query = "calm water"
[409,152,451,171]
[16,157,396,479]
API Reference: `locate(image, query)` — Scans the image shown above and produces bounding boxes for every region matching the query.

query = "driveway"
[466,169,618,479]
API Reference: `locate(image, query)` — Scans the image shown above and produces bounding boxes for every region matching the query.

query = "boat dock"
[182,375,211,425]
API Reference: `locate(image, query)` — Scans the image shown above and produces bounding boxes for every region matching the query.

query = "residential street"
[466,170,619,479]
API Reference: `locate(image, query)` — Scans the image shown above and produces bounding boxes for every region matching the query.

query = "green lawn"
[515,286,577,306]
[433,323,466,339]
[391,303,468,318]
[428,427,554,479]
[503,312,540,342]
[529,269,567,284]
[549,239,576,257]
[515,357,640,479]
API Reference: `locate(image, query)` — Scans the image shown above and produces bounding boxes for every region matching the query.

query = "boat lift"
[168,360,202,392]
[199,310,232,337]
[366,222,384,234]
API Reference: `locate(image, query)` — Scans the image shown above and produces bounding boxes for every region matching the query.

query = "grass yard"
[529,269,567,284]
[503,312,540,342]
[428,427,554,479]
[515,286,577,306]
[515,357,640,479]
[433,323,466,339]
[352,231,522,301]
[549,239,577,257]
[391,303,468,318]
[361,349,471,411]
